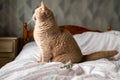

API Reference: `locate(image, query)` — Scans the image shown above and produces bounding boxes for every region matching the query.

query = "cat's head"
[32,2,54,22]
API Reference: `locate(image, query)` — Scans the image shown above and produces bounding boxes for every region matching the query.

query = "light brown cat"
[33,2,118,63]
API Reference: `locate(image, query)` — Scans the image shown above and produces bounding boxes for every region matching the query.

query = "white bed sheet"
[0,31,120,80]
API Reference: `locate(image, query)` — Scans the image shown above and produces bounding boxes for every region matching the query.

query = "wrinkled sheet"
[0,31,120,80]
[0,59,120,80]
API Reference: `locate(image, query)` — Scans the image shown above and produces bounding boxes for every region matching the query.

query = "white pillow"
[15,41,40,61]
[73,32,120,55]
[105,30,120,37]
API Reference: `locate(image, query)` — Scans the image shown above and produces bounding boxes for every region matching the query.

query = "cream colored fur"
[33,2,118,63]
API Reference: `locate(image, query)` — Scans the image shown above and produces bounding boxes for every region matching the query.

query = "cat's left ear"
[40,1,47,11]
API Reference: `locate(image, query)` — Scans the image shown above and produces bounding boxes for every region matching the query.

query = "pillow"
[105,30,120,37]
[73,32,120,60]
[15,41,40,61]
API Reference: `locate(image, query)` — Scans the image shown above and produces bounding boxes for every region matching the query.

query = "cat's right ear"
[40,1,47,11]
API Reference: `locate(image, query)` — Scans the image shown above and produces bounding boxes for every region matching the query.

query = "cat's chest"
[34,31,59,43]
[34,32,51,40]
[34,28,60,40]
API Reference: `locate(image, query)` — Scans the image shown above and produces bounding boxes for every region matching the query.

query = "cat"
[32,2,118,63]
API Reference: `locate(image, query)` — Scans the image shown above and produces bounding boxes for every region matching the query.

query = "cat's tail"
[82,50,118,61]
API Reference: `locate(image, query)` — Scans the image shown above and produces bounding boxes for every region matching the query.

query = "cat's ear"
[40,1,47,11]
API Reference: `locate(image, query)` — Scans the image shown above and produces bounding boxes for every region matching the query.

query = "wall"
[0,0,120,37]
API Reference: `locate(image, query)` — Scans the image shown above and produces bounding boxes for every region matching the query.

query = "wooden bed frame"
[22,22,111,45]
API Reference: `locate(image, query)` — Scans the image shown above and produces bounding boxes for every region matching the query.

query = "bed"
[0,23,120,80]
